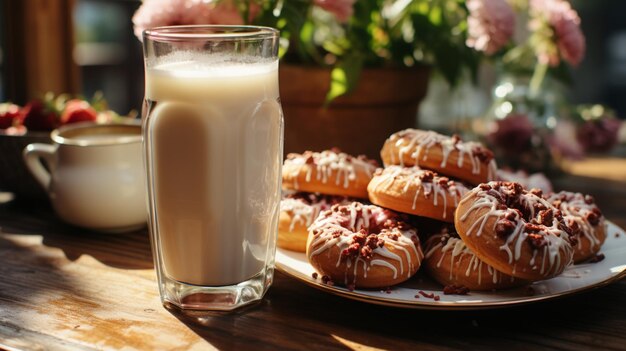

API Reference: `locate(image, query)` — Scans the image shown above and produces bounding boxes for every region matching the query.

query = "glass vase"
[473,73,565,174]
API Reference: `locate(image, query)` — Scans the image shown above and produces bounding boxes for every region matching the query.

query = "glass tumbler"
[142,26,283,311]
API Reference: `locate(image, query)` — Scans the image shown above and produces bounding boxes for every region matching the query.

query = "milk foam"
[149,51,277,78]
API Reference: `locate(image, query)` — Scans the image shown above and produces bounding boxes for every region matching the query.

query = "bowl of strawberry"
[0,93,136,201]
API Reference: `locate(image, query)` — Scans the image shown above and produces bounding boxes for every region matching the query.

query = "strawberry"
[4,125,27,136]
[0,103,23,129]
[60,99,97,124]
[22,99,60,131]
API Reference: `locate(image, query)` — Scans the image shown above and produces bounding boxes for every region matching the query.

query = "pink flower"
[209,1,261,25]
[548,119,585,159]
[465,0,515,55]
[208,1,245,25]
[314,0,356,23]
[487,113,534,154]
[530,0,585,66]
[132,0,255,41]
[576,118,622,153]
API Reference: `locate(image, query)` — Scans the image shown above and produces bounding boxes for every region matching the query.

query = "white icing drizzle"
[546,191,605,256]
[370,259,398,278]
[280,195,351,232]
[458,181,574,277]
[308,203,422,285]
[369,166,469,219]
[424,232,512,285]
[385,129,497,180]
[284,150,377,189]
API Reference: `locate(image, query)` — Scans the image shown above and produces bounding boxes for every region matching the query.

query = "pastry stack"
[278,149,378,252]
[278,129,608,293]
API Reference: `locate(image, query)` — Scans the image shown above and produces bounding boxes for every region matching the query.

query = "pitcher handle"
[23,143,57,191]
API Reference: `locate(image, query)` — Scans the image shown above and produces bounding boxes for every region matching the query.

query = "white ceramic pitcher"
[23,122,147,232]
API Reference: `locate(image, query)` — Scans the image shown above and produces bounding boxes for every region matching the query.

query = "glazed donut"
[282,149,378,199]
[278,193,352,252]
[546,191,606,263]
[367,166,469,222]
[455,182,575,281]
[307,202,423,289]
[423,225,526,290]
[380,129,497,185]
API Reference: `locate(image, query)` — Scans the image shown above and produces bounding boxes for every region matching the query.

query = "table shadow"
[160,270,625,350]
[0,235,95,340]
[0,196,153,270]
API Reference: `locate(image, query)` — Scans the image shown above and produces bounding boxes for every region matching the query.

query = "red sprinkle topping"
[305,155,315,164]
[443,284,470,295]
[417,290,440,301]
[418,290,432,298]
[589,253,605,263]
[474,147,494,162]
[538,209,554,225]
[419,171,435,182]
[528,233,547,249]
[479,183,492,191]
[586,209,602,226]
[495,219,516,238]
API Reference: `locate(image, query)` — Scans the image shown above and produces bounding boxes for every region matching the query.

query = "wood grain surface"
[0,171,624,351]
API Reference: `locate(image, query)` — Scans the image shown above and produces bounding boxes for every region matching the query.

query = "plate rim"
[275,220,626,310]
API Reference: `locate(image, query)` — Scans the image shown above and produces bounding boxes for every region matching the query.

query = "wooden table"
[1,164,625,350]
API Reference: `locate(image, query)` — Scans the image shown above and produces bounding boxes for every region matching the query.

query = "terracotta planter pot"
[279,65,431,161]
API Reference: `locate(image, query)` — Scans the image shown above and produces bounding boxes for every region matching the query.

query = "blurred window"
[73,0,143,115]
[0,6,4,102]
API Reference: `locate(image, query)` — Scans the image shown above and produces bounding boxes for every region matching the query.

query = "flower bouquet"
[132,0,522,157]
[471,0,619,173]
[133,0,486,101]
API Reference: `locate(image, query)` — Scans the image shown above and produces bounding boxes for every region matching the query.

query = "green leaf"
[549,61,574,86]
[240,0,309,63]
[327,68,348,103]
[298,20,324,63]
[429,6,442,25]
[325,55,364,104]
[322,41,346,56]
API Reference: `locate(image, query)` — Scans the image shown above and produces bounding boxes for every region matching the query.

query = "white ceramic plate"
[275,221,626,310]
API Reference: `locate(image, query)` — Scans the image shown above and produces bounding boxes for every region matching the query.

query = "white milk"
[144,55,283,286]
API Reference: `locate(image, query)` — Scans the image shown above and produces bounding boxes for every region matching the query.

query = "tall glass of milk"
[142,26,283,311]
